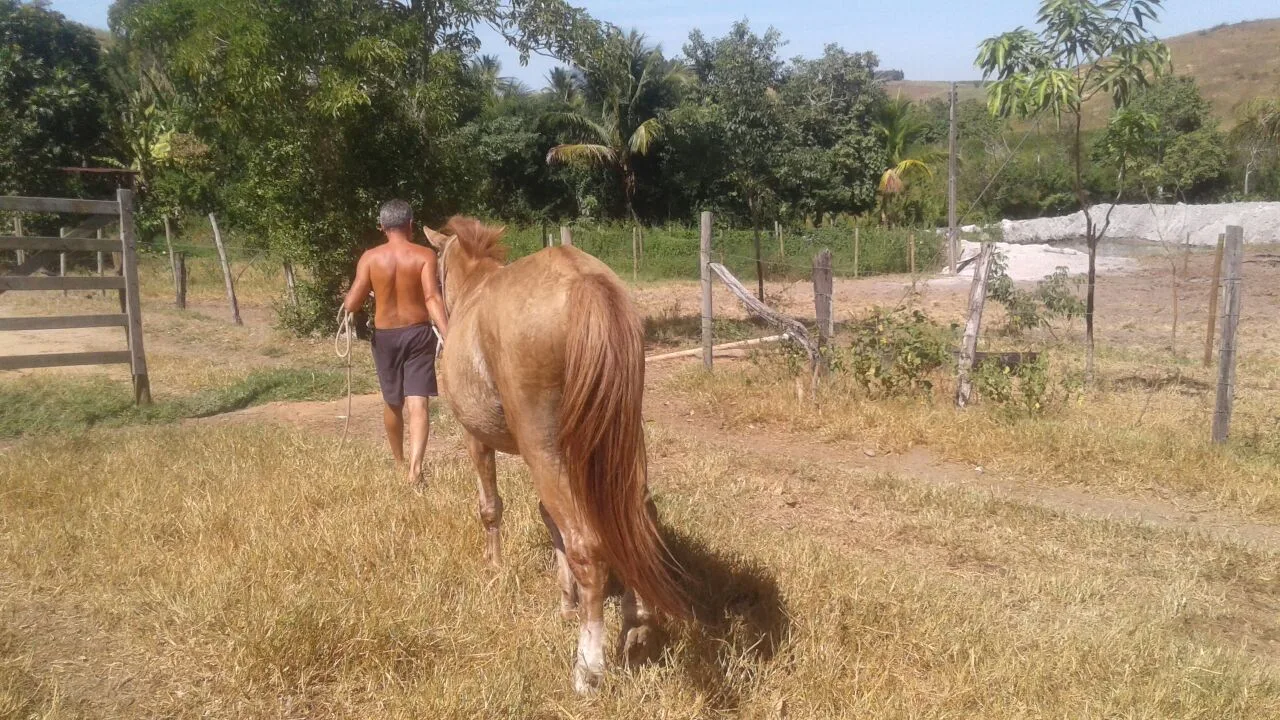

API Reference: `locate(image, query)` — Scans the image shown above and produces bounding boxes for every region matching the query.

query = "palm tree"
[873,95,938,223]
[471,55,529,101]
[544,30,688,223]
[544,67,582,107]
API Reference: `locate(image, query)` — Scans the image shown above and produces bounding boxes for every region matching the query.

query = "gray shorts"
[371,323,438,406]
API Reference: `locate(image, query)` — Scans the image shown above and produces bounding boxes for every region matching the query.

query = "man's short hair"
[378,199,413,230]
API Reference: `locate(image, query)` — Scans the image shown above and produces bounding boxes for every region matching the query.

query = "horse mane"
[442,215,508,263]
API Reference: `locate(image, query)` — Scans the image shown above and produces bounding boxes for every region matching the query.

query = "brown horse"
[431,217,688,693]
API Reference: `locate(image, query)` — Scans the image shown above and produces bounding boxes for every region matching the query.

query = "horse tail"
[558,272,689,619]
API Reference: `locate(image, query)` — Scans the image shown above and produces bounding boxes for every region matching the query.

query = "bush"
[986,253,1085,336]
[843,308,954,395]
[972,354,1078,415]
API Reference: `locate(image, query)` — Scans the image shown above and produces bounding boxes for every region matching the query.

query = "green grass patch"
[0,368,375,439]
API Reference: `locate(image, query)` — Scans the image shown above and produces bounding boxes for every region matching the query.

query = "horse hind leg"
[564,528,608,694]
[464,432,503,566]
[618,588,660,668]
[539,502,579,619]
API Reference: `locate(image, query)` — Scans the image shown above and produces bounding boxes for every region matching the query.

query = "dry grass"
[670,349,1280,519]
[2,421,1279,718]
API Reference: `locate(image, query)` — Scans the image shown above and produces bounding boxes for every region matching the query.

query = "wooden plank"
[1212,226,1244,443]
[0,196,119,215]
[700,211,713,369]
[955,243,995,408]
[0,276,125,291]
[708,262,820,368]
[648,335,785,363]
[560,225,573,247]
[0,314,127,331]
[0,236,120,252]
[0,351,132,371]
[119,190,152,405]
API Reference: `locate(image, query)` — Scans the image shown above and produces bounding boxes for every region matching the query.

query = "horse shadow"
[654,525,790,709]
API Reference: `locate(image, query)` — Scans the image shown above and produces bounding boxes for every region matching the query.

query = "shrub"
[843,308,954,395]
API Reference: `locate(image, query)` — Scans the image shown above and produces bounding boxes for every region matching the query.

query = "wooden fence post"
[631,226,639,281]
[118,189,151,405]
[11,217,23,264]
[1203,232,1225,367]
[701,211,713,370]
[209,212,242,326]
[97,229,106,297]
[853,226,860,278]
[956,243,995,408]
[163,216,177,295]
[908,232,916,276]
[776,220,784,257]
[1212,226,1244,444]
[813,249,833,343]
[59,227,69,296]
[283,261,298,305]
[560,226,573,247]
[175,252,187,310]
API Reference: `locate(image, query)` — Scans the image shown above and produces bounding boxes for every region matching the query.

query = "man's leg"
[404,395,430,486]
[383,403,405,463]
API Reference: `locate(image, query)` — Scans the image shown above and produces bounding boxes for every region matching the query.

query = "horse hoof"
[620,625,658,668]
[572,661,603,695]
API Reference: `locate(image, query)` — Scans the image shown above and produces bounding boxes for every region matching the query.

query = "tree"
[112,0,604,333]
[544,30,686,225]
[778,44,884,224]
[0,0,111,197]
[872,95,939,225]
[978,0,1171,381]
[683,21,788,300]
[1232,97,1280,197]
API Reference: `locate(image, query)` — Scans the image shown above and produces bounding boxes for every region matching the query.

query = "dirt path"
[196,363,1280,551]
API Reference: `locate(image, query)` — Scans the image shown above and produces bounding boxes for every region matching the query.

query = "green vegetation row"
[498,224,944,281]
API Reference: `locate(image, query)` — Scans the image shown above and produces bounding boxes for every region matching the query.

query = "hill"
[884,18,1280,127]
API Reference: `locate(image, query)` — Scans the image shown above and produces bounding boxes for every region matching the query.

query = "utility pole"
[947,81,959,274]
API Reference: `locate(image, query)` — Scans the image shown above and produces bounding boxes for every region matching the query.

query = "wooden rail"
[0,315,128,331]
[0,236,120,252]
[0,196,118,215]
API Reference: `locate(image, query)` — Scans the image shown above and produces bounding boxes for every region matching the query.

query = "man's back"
[365,241,436,329]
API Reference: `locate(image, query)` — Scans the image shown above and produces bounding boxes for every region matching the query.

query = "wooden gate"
[0,189,151,404]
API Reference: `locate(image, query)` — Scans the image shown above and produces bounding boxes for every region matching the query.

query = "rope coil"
[334,307,355,450]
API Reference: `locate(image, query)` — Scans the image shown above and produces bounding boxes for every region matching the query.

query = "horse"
[431,216,688,694]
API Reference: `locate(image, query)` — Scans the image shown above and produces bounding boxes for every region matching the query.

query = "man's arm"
[421,250,449,338]
[343,252,372,315]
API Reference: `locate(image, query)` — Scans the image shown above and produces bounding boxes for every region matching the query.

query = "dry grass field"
[3,247,1280,718]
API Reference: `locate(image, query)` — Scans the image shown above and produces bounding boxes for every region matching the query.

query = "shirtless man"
[343,199,449,486]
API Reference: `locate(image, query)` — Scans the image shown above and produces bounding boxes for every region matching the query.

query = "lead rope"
[334,307,355,450]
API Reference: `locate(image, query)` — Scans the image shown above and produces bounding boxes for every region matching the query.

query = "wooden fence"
[0,190,151,404]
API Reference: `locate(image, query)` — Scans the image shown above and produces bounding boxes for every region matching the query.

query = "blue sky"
[47,0,1280,89]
